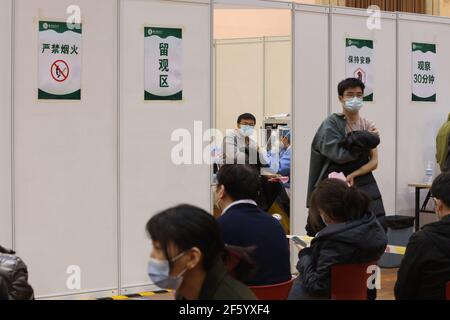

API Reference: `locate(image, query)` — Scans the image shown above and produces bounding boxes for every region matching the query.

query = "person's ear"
[435,198,443,217]
[320,210,334,224]
[217,185,226,199]
[339,95,345,103]
[186,247,202,270]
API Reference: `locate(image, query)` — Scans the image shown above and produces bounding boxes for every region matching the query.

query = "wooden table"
[408,183,434,231]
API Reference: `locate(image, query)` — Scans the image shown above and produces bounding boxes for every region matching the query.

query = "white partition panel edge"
[14,0,118,298]
[0,0,13,249]
[292,4,329,248]
[120,0,211,294]
[330,7,397,216]
[396,14,450,224]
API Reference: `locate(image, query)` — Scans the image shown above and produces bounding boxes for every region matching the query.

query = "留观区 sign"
[144,27,182,101]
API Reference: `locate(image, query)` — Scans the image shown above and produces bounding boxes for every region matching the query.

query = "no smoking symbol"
[51,60,70,82]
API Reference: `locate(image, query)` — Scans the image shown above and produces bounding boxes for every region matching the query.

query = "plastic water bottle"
[424,161,433,185]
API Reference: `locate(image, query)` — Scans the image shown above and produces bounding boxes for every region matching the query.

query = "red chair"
[446,282,450,300]
[249,277,296,300]
[330,262,377,300]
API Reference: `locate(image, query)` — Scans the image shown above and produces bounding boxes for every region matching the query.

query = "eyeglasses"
[344,94,364,99]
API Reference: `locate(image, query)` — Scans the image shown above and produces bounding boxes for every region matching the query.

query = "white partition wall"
[215,35,291,134]
[0,0,12,249]
[330,7,397,215]
[119,0,211,294]
[14,0,118,298]
[215,38,264,133]
[396,13,450,221]
[292,4,329,237]
[3,0,450,299]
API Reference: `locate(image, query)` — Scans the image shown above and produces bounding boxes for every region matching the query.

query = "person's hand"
[266,174,281,181]
[294,243,305,252]
[369,126,380,137]
[346,173,356,187]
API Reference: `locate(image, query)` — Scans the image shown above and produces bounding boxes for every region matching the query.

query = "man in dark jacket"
[395,173,450,300]
[215,165,291,286]
[0,246,34,300]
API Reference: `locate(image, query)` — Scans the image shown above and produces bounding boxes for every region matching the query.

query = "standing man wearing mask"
[306,78,383,236]
[222,113,269,167]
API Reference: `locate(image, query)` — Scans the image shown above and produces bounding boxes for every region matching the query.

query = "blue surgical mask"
[240,125,255,137]
[147,251,187,290]
[344,97,364,113]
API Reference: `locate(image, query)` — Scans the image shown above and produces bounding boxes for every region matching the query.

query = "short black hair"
[431,173,450,208]
[237,113,256,124]
[146,204,225,270]
[337,78,366,96]
[216,165,260,201]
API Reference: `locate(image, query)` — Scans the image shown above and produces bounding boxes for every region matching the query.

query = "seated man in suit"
[214,164,291,286]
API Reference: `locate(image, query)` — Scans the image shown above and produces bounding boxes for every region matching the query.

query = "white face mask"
[240,125,255,137]
[343,97,364,113]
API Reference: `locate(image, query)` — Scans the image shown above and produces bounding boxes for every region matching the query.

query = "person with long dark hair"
[146,204,256,300]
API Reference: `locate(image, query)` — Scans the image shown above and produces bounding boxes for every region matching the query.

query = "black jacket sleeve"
[296,242,354,297]
[394,232,425,300]
[0,275,9,300]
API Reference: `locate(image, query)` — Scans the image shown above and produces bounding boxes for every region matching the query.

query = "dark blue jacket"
[217,203,291,286]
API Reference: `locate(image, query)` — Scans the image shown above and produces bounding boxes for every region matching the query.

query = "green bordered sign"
[38,21,82,100]
[144,27,182,101]
[412,42,436,102]
[345,38,374,102]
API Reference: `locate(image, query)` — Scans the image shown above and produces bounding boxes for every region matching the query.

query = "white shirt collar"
[221,199,258,216]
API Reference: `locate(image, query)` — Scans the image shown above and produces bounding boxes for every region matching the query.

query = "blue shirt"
[268,146,291,188]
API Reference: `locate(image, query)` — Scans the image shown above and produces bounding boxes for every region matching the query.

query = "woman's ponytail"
[343,186,370,220]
